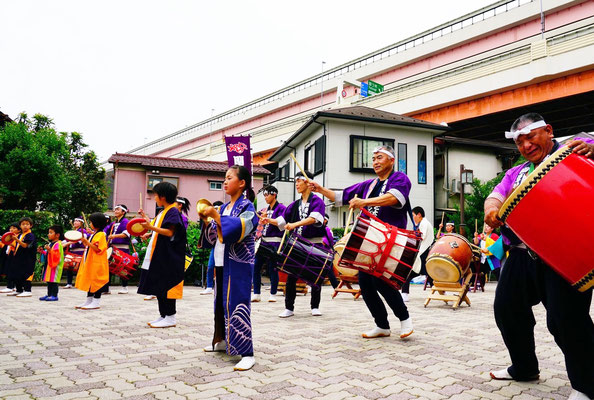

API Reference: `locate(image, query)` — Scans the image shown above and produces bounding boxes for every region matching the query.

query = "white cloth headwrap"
[505,120,547,140]
[373,148,395,159]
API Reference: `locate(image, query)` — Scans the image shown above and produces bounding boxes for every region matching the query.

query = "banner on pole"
[225,135,252,175]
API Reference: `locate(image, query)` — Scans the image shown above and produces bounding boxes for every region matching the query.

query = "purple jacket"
[277,193,326,239]
[261,201,286,242]
[334,171,411,230]
[104,217,130,250]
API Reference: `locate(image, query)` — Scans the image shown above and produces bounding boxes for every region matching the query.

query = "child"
[137,182,186,328]
[105,205,131,294]
[1,222,20,295]
[40,225,65,301]
[199,165,259,371]
[74,212,109,310]
[11,217,37,298]
[175,197,191,229]
[63,217,88,289]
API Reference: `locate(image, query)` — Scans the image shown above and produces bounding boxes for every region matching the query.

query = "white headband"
[115,205,128,212]
[373,148,395,159]
[176,198,186,204]
[505,120,547,140]
[74,218,84,223]
[295,175,309,181]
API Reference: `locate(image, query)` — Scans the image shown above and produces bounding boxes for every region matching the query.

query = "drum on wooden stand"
[426,233,474,283]
[499,146,594,292]
[333,235,358,281]
[337,209,421,290]
[107,247,139,280]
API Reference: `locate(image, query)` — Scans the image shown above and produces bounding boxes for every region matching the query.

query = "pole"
[459,164,466,236]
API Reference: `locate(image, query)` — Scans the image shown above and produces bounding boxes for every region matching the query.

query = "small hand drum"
[64,230,83,242]
[126,218,148,237]
[1,232,14,245]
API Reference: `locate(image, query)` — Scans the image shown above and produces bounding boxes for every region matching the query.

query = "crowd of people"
[0,113,592,398]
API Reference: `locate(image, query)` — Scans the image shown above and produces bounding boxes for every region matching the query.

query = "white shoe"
[75,296,93,309]
[251,294,261,302]
[150,315,176,328]
[6,291,20,296]
[279,309,294,318]
[16,291,32,297]
[268,294,277,302]
[64,284,73,289]
[200,287,214,295]
[362,327,391,338]
[311,308,322,316]
[568,389,590,400]
[147,316,164,326]
[234,356,255,371]
[81,298,100,310]
[401,292,409,302]
[489,368,513,380]
[204,340,226,352]
[400,317,413,338]
[0,288,15,293]
[118,287,128,294]
[144,295,156,301]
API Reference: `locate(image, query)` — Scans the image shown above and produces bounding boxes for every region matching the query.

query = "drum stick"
[289,152,309,182]
[436,212,445,238]
[139,192,143,210]
[277,230,288,254]
[344,195,358,236]
[81,212,90,231]
[475,219,478,234]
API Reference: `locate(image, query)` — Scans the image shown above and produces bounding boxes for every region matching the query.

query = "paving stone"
[0,284,588,399]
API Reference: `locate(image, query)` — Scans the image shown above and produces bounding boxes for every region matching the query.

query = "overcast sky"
[0,0,497,161]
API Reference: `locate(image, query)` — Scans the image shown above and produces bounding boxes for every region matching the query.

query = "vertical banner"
[225,135,252,175]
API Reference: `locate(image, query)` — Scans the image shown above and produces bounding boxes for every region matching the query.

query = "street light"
[459,164,474,236]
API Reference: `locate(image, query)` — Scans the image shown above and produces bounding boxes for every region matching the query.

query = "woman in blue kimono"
[199,165,259,371]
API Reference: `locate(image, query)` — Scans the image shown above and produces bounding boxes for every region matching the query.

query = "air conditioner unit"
[451,178,460,194]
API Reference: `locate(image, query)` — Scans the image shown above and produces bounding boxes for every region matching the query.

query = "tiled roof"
[318,106,447,129]
[108,153,270,175]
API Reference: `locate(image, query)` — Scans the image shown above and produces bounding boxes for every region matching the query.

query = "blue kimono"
[199,197,259,356]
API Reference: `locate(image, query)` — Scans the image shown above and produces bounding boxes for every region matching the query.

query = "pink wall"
[113,167,264,222]
[151,2,591,159]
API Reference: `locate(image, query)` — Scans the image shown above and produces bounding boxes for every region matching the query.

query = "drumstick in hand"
[289,153,309,182]
[436,212,445,238]
[344,195,358,236]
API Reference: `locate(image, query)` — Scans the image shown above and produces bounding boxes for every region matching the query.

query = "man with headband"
[310,145,414,339]
[484,113,594,399]
[104,204,132,294]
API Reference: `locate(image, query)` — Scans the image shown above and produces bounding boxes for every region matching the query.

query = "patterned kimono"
[42,241,64,283]
[199,196,258,356]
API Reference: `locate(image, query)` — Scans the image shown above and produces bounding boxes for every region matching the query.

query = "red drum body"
[107,247,139,280]
[499,147,594,292]
[338,209,421,290]
[426,233,473,282]
[63,252,82,272]
[276,233,333,287]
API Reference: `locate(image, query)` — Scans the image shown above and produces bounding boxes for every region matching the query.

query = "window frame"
[397,143,407,174]
[304,135,326,176]
[418,145,427,184]
[209,181,223,191]
[349,135,395,173]
[147,175,179,191]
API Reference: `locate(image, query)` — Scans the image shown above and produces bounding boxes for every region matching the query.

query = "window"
[147,175,179,191]
[209,181,223,191]
[273,161,291,182]
[397,143,407,174]
[304,136,326,176]
[350,135,395,173]
[418,145,427,184]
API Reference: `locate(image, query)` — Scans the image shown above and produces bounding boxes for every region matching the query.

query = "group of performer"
[0,112,592,397]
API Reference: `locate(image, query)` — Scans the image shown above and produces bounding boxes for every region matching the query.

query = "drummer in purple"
[310,145,414,339]
[104,204,131,294]
[262,170,326,318]
[251,185,285,303]
[484,113,594,399]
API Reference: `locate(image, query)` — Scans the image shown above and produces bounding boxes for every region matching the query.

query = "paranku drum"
[107,247,139,280]
[426,233,474,282]
[337,209,421,290]
[499,146,594,292]
[276,233,333,287]
[64,230,83,242]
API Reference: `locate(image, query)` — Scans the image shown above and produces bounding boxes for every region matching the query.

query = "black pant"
[66,270,74,285]
[327,268,339,289]
[47,282,59,297]
[15,279,32,293]
[494,249,594,396]
[359,271,409,329]
[87,283,108,299]
[285,274,321,311]
[401,248,431,294]
[157,296,176,317]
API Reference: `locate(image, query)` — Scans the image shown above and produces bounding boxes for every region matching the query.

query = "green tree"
[0,113,107,224]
